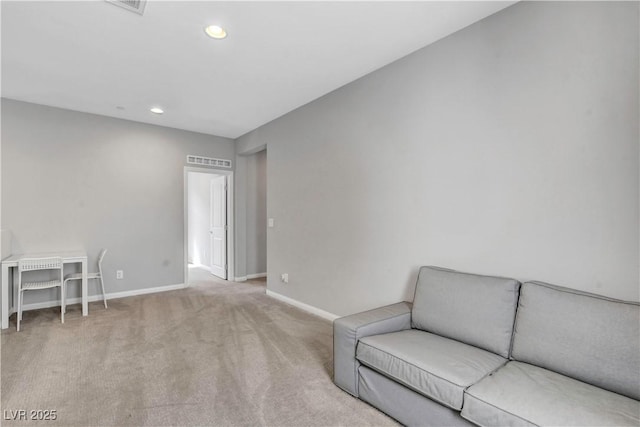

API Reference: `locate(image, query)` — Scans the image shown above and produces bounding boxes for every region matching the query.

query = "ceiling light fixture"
[150,107,164,114]
[204,25,227,39]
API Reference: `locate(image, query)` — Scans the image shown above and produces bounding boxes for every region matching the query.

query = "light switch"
[268,218,275,228]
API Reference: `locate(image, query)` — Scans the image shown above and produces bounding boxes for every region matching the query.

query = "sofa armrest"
[333,302,412,396]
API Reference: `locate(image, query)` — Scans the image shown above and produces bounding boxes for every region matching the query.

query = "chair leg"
[61,286,64,324]
[17,290,22,332]
[63,280,67,314]
[100,277,108,309]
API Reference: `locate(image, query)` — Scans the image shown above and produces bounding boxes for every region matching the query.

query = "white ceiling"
[1,1,515,139]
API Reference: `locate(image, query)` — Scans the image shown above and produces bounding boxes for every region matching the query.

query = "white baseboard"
[266,289,339,322]
[15,283,186,314]
[234,276,247,282]
[104,283,186,300]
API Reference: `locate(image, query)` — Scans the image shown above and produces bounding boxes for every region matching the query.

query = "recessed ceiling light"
[204,25,227,39]
[150,107,164,114]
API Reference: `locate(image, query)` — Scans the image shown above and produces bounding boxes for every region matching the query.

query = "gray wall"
[245,150,267,275]
[234,149,268,279]
[234,155,248,279]
[236,1,640,316]
[2,99,234,303]
[0,97,5,262]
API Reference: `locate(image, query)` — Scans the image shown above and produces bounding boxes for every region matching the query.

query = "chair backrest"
[18,257,64,285]
[97,249,108,276]
[18,257,63,272]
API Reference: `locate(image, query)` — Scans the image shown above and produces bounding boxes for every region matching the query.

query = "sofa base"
[358,366,474,427]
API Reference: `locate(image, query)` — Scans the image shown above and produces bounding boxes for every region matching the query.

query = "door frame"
[184,166,234,285]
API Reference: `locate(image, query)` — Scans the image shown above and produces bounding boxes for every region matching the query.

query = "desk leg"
[82,259,88,316]
[2,264,9,329]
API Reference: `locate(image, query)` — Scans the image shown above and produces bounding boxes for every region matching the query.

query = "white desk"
[1,251,88,329]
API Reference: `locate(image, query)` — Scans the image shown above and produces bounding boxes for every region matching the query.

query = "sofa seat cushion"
[461,361,640,427]
[356,329,507,410]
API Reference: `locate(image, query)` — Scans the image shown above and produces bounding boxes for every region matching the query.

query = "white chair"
[17,257,64,331]
[63,249,108,311]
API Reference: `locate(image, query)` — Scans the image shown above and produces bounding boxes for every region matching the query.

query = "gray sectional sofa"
[333,266,640,426]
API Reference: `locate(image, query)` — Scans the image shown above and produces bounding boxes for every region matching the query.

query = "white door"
[209,176,227,279]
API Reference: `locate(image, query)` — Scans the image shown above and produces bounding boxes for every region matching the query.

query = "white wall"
[236,1,640,316]
[187,172,215,266]
[245,150,267,276]
[2,99,235,303]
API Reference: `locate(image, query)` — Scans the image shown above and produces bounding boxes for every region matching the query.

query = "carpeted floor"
[1,267,396,426]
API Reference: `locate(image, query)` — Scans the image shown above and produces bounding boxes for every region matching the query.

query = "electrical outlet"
[281,273,289,283]
[116,270,124,280]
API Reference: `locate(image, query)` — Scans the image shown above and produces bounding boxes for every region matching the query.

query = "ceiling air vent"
[187,155,232,169]
[106,0,147,15]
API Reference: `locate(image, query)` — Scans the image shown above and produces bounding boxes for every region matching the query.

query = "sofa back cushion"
[411,266,521,358]
[511,281,640,400]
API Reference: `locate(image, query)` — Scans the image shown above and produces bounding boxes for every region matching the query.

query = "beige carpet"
[1,267,396,426]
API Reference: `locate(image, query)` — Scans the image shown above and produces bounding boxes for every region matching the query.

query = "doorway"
[184,167,234,285]
[245,149,267,280]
